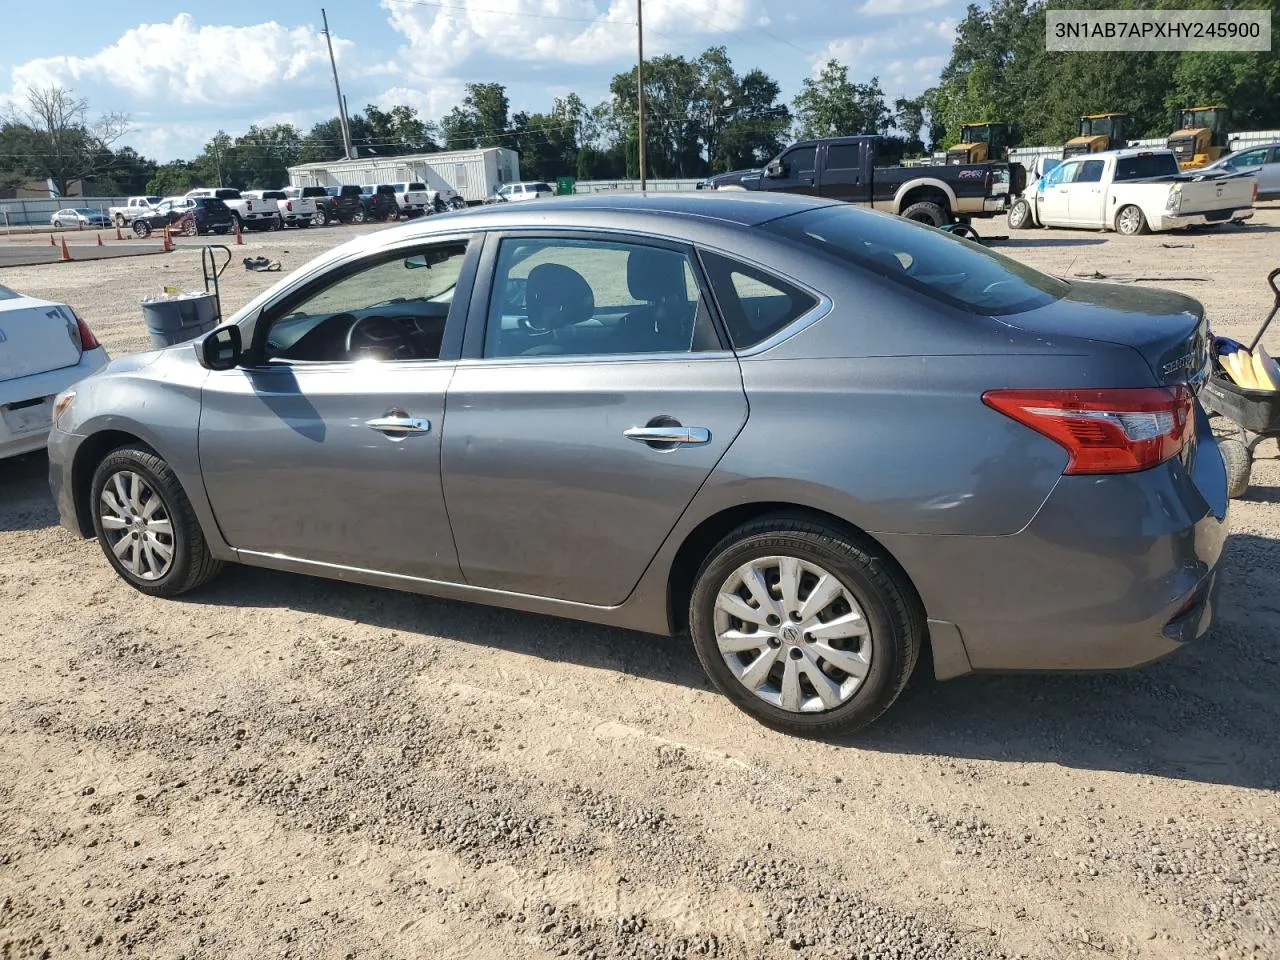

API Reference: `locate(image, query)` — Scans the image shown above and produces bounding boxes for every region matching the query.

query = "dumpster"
[140,291,219,349]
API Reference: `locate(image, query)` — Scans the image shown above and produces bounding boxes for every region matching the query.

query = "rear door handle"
[624,426,711,445]
[366,416,431,435]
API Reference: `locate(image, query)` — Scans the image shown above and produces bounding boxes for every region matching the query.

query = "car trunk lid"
[1000,279,1208,388]
[0,298,82,380]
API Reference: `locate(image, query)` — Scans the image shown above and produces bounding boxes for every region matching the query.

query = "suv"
[495,181,554,202]
[132,196,232,237]
[325,185,365,223]
[359,184,400,221]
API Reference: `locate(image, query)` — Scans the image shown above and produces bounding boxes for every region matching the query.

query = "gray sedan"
[1202,142,1280,200]
[46,193,1228,736]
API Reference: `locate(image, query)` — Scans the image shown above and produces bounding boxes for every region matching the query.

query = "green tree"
[233,124,302,188]
[3,85,129,197]
[362,104,440,155]
[792,60,890,140]
[441,83,510,149]
[146,160,202,196]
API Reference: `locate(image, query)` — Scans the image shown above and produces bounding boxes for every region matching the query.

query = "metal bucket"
[141,292,219,349]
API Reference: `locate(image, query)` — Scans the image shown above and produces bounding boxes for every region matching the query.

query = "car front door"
[440,232,749,605]
[1261,147,1280,198]
[765,145,818,196]
[1067,158,1107,226]
[1035,160,1075,225]
[818,142,867,203]
[197,235,478,581]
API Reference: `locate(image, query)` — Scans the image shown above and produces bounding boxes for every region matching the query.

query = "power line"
[382,0,636,26]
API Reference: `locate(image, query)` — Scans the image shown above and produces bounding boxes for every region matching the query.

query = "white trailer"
[287,148,519,204]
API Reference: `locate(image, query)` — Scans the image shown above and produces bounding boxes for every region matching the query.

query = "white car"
[0,284,108,460]
[494,181,554,202]
[50,208,111,229]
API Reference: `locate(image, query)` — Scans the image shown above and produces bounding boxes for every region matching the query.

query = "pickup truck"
[1010,148,1256,235]
[389,182,433,218]
[108,196,161,227]
[185,188,279,232]
[703,135,1019,225]
[284,186,338,225]
[245,189,315,228]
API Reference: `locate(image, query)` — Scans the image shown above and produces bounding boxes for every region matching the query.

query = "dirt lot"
[2,208,1278,960]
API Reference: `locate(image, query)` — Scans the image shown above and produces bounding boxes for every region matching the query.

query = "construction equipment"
[946,123,1011,165]
[1063,113,1130,158]
[1168,106,1230,170]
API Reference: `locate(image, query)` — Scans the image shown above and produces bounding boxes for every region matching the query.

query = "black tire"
[232,213,245,234]
[688,515,923,737]
[313,208,329,226]
[133,220,151,238]
[1219,438,1251,499]
[90,445,224,597]
[1115,204,1148,236]
[352,207,366,224]
[114,213,126,228]
[1008,198,1033,230]
[901,201,948,227]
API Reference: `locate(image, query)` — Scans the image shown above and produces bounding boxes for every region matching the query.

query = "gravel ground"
[2,207,1279,960]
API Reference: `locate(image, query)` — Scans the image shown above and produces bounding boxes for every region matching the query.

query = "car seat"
[519,263,596,356]
[621,248,696,352]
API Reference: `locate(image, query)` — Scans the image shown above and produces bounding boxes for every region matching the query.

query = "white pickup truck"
[1010,148,1255,235]
[245,189,316,228]
[108,196,161,227]
[186,188,279,232]
[389,182,433,218]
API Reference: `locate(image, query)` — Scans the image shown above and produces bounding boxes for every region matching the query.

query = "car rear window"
[262,191,286,200]
[340,186,362,197]
[699,250,819,349]
[375,185,396,195]
[408,182,427,191]
[762,205,1066,317]
[214,189,240,199]
[1114,153,1181,180]
[302,187,327,197]
[201,198,229,212]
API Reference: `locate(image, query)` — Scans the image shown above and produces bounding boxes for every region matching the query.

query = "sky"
[1,0,962,163]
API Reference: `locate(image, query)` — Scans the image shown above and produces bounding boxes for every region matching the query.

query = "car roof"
[462,191,838,226]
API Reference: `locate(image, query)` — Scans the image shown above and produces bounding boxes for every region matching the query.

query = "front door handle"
[365,416,431,435]
[624,426,711,445]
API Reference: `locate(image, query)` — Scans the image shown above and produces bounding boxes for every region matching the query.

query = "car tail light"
[982,386,1193,475]
[286,201,293,211]
[247,200,254,211]
[64,308,101,352]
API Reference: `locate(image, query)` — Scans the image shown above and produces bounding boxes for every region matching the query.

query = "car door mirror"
[765,159,784,178]
[196,323,242,370]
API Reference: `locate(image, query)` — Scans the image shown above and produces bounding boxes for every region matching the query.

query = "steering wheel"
[345,314,416,360]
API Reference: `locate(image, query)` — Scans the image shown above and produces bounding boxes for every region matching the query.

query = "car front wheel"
[688,516,922,737]
[91,446,224,597]
[1008,198,1033,229]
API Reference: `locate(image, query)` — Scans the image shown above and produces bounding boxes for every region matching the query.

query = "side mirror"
[765,160,784,178]
[196,323,242,370]
[404,254,431,269]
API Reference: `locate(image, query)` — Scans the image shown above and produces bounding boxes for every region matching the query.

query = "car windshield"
[763,205,1067,316]
[74,208,96,215]
[0,284,19,301]
[145,196,161,205]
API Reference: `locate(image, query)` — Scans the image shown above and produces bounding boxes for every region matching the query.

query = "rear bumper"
[0,347,109,461]
[1156,207,1254,230]
[883,407,1229,673]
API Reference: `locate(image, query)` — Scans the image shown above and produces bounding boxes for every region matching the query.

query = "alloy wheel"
[713,555,872,713]
[98,470,176,581]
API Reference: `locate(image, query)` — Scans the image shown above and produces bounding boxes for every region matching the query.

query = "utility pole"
[322,8,354,160]
[636,0,646,190]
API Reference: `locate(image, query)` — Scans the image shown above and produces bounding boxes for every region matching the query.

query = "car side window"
[698,251,819,350]
[783,146,817,179]
[261,241,470,363]
[1076,160,1105,183]
[1235,148,1266,167]
[483,237,719,359]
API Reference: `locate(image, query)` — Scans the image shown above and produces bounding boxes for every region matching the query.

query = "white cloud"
[6,14,348,109]
[857,0,949,14]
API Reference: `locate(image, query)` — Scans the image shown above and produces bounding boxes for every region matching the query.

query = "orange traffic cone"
[115,223,124,241]
[234,218,244,246]
[59,237,72,262]
[96,232,104,247]
[50,232,57,247]
[162,226,173,253]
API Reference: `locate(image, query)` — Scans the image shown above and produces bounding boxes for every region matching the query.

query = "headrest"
[526,263,595,330]
[627,248,688,303]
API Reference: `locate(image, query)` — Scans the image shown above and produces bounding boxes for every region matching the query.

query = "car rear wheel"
[1008,198,1033,229]
[901,201,948,227]
[688,516,922,737]
[1115,204,1148,235]
[90,446,224,597]
[352,207,366,224]
[312,208,328,226]
[114,213,126,227]
[133,220,151,238]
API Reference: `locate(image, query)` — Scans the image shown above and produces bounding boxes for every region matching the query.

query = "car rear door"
[1067,158,1107,225]
[439,231,749,606]
[197,233,479,582]
[817,142,868,203]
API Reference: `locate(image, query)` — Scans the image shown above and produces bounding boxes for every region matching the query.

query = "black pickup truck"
[704,135,1023,225]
